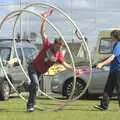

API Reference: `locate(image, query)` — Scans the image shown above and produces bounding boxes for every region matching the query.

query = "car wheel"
[23,82,29,92]
[63,78,86,99]
[17,82,29,93]
[0,80,10,100]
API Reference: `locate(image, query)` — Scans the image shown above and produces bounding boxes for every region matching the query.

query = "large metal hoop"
[12,9,76,106]
[0,9,76,111]
[24,2,92,106]
[0,2,92,111]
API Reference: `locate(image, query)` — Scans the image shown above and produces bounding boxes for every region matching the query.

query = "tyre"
[63,78,86,99]
[23,81,29,92]
[17,82,29,93]
[0,80,10,100]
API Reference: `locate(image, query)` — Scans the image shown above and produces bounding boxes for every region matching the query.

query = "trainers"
[94,105,108,111]
[27,107,34,112]
[27,103,34,112]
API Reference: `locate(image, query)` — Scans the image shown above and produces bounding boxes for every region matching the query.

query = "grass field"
[0,96,120,120]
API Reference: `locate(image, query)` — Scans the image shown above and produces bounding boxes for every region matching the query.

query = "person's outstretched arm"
[62,61,73,70]
[97,54,115,69]
[40,8,53,41]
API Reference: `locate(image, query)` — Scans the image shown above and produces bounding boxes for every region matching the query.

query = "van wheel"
[63,78,86,99]
[0,81,10,100]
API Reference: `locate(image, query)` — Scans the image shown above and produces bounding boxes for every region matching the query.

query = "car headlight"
[51,85,59,90]
[52,75,60,83]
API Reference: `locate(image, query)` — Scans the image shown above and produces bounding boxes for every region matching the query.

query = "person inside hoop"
[26,8,83,112]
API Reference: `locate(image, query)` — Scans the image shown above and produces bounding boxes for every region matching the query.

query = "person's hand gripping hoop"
[73,68,84,76]
[41,8,54,18]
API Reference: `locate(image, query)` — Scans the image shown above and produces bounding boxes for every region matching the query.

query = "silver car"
[0,40,38,100]
[51,65,114,99]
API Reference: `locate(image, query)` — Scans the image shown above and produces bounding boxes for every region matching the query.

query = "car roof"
[0,41,36,48]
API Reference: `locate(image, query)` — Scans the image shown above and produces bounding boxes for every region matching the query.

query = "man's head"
[53,37,64,51]
[111,30,120,41]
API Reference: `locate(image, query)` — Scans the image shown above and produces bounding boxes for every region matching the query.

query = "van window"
[99,38,113,54]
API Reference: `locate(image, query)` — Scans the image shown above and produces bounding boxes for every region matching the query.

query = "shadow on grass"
[37,102,92,107]
[61,108,120,112]
[0,108,26,113]
[0,107,119,113]
[35,106,120,112]
[9,96,21,99]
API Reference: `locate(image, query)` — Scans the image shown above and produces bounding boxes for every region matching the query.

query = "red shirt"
[32,38,64,74]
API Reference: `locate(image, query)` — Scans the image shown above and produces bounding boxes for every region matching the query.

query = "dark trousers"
[27,63,41,107]
[101,70,120,108]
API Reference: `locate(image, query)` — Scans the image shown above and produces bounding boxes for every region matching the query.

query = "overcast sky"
[0,0,120,51]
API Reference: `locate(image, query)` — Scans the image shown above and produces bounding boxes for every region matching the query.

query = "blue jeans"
[27,63,41,107]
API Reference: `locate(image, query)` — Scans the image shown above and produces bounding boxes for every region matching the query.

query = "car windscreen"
[0,47,11,61]
[23,47,37,63]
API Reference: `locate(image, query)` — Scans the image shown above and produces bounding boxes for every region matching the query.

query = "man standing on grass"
[95,30,120,110]
[26,8,79,112]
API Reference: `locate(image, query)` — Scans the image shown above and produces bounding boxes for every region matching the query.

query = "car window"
[0,47,11,61]
[13,48,23,64]
[17,48,23,62]
[23,47,37,64]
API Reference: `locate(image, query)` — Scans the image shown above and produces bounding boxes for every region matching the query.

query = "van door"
[88,65,109,94]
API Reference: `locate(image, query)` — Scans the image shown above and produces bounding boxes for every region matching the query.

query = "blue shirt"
[110,40,120,71]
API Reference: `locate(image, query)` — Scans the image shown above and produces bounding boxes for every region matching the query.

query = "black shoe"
[94,105,108,111]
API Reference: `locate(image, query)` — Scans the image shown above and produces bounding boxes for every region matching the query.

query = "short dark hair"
[54,37,64,46]
[111,30,120,40]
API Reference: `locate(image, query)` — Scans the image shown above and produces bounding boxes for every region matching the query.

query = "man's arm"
[40,8,53,42]
[62,61,84,75]
[62,61,73,70]
[97,54,115,69]
[40,15,47,41]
